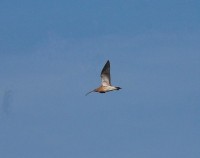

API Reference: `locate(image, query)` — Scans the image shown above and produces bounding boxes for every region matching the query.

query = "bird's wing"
[101,60,111,86]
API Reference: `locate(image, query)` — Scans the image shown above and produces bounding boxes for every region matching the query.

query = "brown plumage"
[86,60,121,96]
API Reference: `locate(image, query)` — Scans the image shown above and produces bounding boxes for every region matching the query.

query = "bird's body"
[86,60,121,96]
[95,85,121,93]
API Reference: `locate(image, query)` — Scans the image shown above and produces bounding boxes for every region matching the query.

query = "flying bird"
[86,60,121,96]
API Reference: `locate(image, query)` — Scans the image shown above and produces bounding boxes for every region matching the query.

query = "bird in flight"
[86,60,121,96]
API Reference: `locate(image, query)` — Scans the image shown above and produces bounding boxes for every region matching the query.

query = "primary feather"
[101,60,111,86]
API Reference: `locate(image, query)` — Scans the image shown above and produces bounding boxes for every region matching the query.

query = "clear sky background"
[0,0,200,158]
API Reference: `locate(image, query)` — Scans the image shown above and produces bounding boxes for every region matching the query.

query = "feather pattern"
[101,60,111,86]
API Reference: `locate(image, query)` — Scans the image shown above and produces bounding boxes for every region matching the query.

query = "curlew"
[86,60,121,96]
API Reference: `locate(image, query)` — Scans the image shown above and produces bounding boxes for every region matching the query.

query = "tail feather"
[116,87,122,90]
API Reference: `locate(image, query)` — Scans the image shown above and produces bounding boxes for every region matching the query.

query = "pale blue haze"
[0,0,200,158]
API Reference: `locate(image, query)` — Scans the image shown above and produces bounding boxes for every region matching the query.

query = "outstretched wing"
[101,60,111,86]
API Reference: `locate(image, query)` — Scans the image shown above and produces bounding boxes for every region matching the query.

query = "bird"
[86,60,121,96]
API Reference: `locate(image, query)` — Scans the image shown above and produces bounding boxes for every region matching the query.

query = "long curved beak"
[85,89,95,96]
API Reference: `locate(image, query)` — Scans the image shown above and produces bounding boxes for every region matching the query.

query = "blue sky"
[0,0,200,158]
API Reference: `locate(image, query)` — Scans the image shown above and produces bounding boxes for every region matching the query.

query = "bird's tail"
[116,87,122,90]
